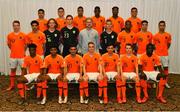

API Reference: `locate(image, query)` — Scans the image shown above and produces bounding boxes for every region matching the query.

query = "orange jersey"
[83,52,101,72]
[139,53,161,71]
[117,31,137,54]
[102,53,119,72]
[73,16,86,31]
[56,18,66,31]
[7,32,27,58]
[43,54,64,74]
[127,17,142,33]
[26,31,46,55]
[136,31,153,54]
[92,16,105,35]
[64,54,83,73]
[22,55,43,74]
[120,54,137,72]
[36,19,48,32]
[109,16,124,34]
[153,32,171,56]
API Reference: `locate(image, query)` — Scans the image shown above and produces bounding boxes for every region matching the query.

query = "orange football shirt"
[73,16,86,31]
[36,19,48,32]
[127,17,142,33]
[56,18,66,31]
[92,16,105,35]
[109,16,124,34]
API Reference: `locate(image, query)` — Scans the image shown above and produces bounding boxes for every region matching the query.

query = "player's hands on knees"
[103,73,108,80]
[78,76,83,82]
[114,74,121,80]
[63,76,68,82]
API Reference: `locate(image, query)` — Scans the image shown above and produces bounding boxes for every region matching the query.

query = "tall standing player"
[153,21,171,88]
[6,20,27,90]
[73,6,86,31]
[127,7,142,33]
[56,7,66,31]
[92,6,105,35]
[109,6,124,34]
[36,9,48,32]
[44,18,61,57]
[60,15,79,57]
[27,20,46,58]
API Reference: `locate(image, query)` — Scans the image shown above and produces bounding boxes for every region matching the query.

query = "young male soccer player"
[17,44,43,105]
[153,21,172,88]
[27,20,46,58]
[73,6,86,31]
[109,6,124,34]
[82,42,103,104]
[139,43,167,103]
[120,44,141,103]
[56,7,66,31]
[6,20,27,90]
[63,44,83,103]
[36,9,48,32]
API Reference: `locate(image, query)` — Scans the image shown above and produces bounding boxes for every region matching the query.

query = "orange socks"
[140,80,148,98]
[37,82,42,98]
[83,81,89,97]
[9,71,16,88]
[17,83,25,98]
[42,80,48,98]
[63,82,68,97]
[158,78,166,97]
[79,82,84,97]
[98,80,104,97]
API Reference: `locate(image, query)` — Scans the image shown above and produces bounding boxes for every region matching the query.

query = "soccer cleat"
[141,97,148,103]
[165,83,171,89]
[122,97,126,103]
[36,97,42,105]
[117,97,122,104]
[18,98,26,105]
[136,97,142,104]
[84,96,89,104]
[98,97,103,104]
[6,86,14,91]
[152,83,157,88]
[63,96,68,104]
[40,97,47,105]
[157,96,167,104]
[80,96,84,104]
[58,96,63,104]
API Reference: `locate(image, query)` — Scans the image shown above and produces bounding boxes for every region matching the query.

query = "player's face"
[126,45,132,54]
[86,19,93,28]
[106,21,113,30]
[66,17,73,25]
[31,23,39,31]
[125,21,132,30]
[112,8,119,16]
[29,48,36,56]
[69,47,77,55]
[88,44,95,53]
[48,20,56,29]
[159,23,166,31]
[142,22,148,31]
[13,23,20,32]
[58,9,64,17]
[146,45,153,56]
[107,45,114,54]
[77,8,83,16]
[50,48,57,55]
[94,8,100,16]
[38,11,45,19]
[131,9,137,17]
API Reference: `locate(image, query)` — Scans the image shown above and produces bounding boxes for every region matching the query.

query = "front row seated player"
[139,43,167,103]
[82,42,104,104]
[17,44,44,105]
[120,43,141,103]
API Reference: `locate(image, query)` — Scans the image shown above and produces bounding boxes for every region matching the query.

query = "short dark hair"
[141,20,148,24]
[47,18,58,29]
[125,43,132,48]
[106,19,112,23]
[12,20,20,25]
[38,9,45,13]
[159,20,166,25]
[66,15,73,19]
[58,7,64,11]
[28,44,37,49]
[146,43,155,50]
[88,42,95,46]
[69,43,77,49]
[94,6,100,10]
[78,6,83,10]
[49,44,58,50]
[112,6,119,10]
[125,20,131,25]
[131,7,137,11]
[107,42,115,48]
[31,20,39,26]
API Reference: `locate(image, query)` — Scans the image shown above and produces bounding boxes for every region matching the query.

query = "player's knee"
[156,73,166,80]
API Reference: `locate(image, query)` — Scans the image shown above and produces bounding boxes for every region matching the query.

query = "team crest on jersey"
[165,36,168,39]
[19,36,22,39]
[147,35,150,38]
[73,30,76,34]
[57,61,59,63]
[76,61,79,64]
[113,59,116,62]
[100,20,103,22]
[131,35,133,38]
[152,58,155,62]
[94,58,97,61]
[54,34,57,37]
[38,36,41,39]
[137,22,139,24]
[35,60,38,63]
[111,35,114,39]
[132,59,134,63]
[118,21,120,23]
[12,39,15,43]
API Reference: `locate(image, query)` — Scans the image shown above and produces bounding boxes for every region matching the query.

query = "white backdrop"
[0,0,180,74]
